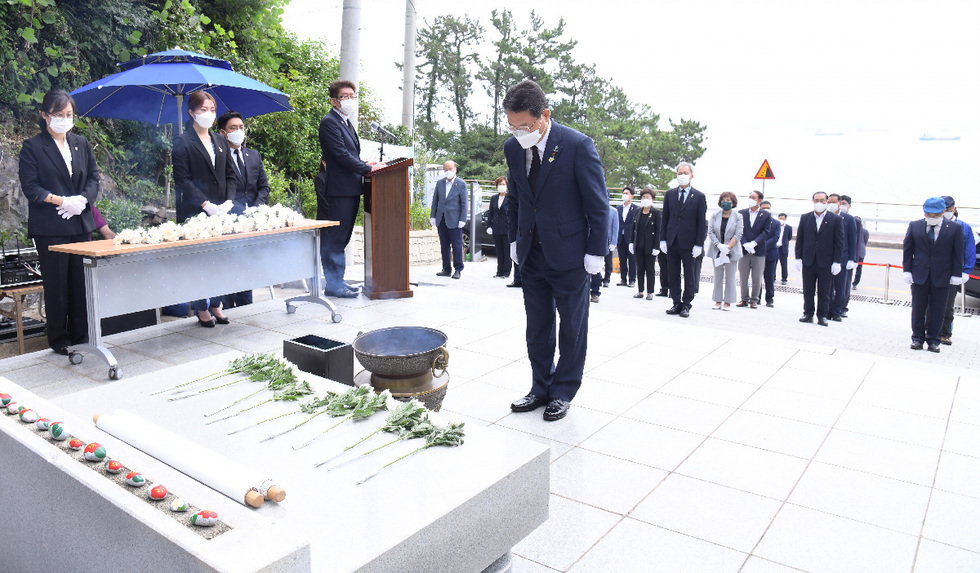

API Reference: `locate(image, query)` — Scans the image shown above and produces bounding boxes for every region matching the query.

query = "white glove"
[429,218,437,228]
[795,260,803,272]
[628,243,635,254]
[202,201,221,216]
[458,221,466,229]
[718,244,730,255]
[903,272,914,286]
[660,241,668,253]
[218,200,234,215]
[963,274,971,285]
[692,246,703,257]
[831,262,841,276]
[846,260,857,270]
[584,254,604,275]
[950,274,968,286]
[510,241,517,262]
[60,195,88,216]
[608,243,615,253]
[487,227,493,235]
[652,248,660,256]
[744,240,757,254]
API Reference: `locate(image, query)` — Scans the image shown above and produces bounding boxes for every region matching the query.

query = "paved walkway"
[2,258,979,572]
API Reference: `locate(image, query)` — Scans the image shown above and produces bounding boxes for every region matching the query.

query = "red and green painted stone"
[105,459,124,474]
[125,472,145,487]
[169,498,189,512]
[6,402,23,415]
[48,422,69,440]
[0,393,12,406]
[68,438,84,450]
[83,442,107,462]
[148,484,168,500]
[18,408,38,424]
[35,417,52,431]
[190,510,218,527]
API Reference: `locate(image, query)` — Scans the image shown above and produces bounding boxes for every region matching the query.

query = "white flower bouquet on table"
[113,204,305,245]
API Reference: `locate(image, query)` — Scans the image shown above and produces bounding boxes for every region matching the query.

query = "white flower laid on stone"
[112,204,305,245]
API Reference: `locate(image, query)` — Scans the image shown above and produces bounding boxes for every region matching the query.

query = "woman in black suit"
[630,188,662,300]
[172,90,238,327]
[18,90,100,354]
[486,175,513,279]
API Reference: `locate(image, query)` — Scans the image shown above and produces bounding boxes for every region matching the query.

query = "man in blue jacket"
[502,79,608,422]
[936,195,976,345]
[761,200,780,307]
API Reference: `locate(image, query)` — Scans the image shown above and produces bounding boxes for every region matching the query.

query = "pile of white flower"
[113,204,306,246]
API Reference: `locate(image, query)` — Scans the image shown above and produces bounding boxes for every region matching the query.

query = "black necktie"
[928,224,936,245]
[347,119,360,150]
[681,189,687,203]
[529,146,541,195]
[235,149,246,179]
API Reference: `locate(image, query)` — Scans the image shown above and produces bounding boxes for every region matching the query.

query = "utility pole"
[339,0,362,126]
[402,0,416,135]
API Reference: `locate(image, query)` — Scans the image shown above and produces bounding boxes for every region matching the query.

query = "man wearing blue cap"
[935,195,975,345]
[902,197,966,352]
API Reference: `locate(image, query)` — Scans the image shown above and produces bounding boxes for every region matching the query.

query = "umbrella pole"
[166,95,185,209]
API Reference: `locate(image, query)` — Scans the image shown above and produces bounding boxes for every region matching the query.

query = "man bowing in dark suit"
[429,160,468,279]
[502,79,608,422]
[903,197,966,353]
[317,80,385,298]
[659,162,708,317]
[794,192,844,326]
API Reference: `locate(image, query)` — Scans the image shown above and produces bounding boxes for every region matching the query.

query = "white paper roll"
[95,409,274,507]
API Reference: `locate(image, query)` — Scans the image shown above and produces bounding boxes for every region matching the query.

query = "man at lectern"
[317,79,385,298]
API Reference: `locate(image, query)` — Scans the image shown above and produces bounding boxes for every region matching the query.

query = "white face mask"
[676,174,691,187]
[925,216,942,227]
[497,185,507,194]
[621,194,630,203]
[813,202,827,213]
[339,98,357,117]
[445,170,455,180]
[839,205,849,214]
[225,129,245,146]
[640,198,653,208]
[826,202,839,213]
[194,111,216,129]
[943,211,955,220]
[48,116,73,134]
[747,199,758,208]
[512,127,542,150]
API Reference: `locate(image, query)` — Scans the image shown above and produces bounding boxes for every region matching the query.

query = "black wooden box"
[283,334,354,386]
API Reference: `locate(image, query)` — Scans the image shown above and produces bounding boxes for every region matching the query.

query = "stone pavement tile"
[949,396,980,426]
[567,517,748,573]
[712,410,830,459]
[631,473,783,553]
[459,330,533,361]
[437,324,495,348]
[741,386,849,426]
[473,358,531,393]
[179,320,264,342]
[117,331,209,359]
[571,377,653,416]
[440,380,519,424]
[850,379,956,419]
[658,372,760,408]
[159,341,237,367]
[550,448,667,515]
[496,405,614,446]
[956,372,980,400]
[787,461,931,535]
[488,425,575,463]
[754,504,918,572]
[213,329,294,355]
[933,451,980,498]
[579,417,706,471]
[782,349,875,377]
[512,494,621,572]
[675,438,809,500]
[585,357,680,390]
[510,555,560,573]
[623,392,736,436]
[835,402,949,449]
[763,366,862,401]
[942,420,980,458]
[913,539,980,573]
[814,428,941,487]
[921,489,980,553]
[651,346,716,371]
[739,556,808,572]
[710,338,800,366]
[267,317,342,338]
[439,347,511,382]
[862,360,960,395]
[688,354,782,385]
[1,358,76,391]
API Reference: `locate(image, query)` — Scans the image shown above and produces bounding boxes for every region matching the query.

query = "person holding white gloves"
[430,160,468,279]
[794,192,845,326]
[628,189,661,300]
[736,190,772,309]
[902,197,966,353]
[660,162,708,318]
[708,192,743,310]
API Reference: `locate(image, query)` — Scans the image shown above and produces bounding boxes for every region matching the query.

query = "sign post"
[754,159,775,194]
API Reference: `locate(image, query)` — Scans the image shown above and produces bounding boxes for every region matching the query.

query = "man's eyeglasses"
[507,117,540,133]
[335,94,358,101]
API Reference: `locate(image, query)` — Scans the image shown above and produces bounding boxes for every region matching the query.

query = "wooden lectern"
[362,158,414,299]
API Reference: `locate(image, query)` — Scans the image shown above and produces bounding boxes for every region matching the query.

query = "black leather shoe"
[941,336,952,346]
[665,305,681,315]
[655,290,669,297]
[602,281,609,288]
[817,317,829,326]
[197,317,216,328]
[325,289,358,298]
[507,282,522,288]
[910,341,924,350]
[511,394,548,413]
[436,269,452,277]
[452,270,461,279]
[829,315,842,322]
[679,307,690,318]
[839,312,848,318]
[616,281,628,286]
[543,399,570,421]
[628,281,635,288]
[493,274,508,279]
[52,347,69,355]
[927,343,941,353]
[799,315,813,323]
[765,302,774,308]
[214,316,230,325]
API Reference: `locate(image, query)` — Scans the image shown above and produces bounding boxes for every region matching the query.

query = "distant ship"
[919,133,961,141]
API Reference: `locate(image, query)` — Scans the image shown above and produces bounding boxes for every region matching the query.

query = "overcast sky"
[281,0,980,204]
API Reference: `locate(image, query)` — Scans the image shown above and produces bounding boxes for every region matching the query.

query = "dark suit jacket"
[229,145,270,212]
[318,108,370,198]
[778,223,793,254]
[840,212,858,263]
[855,219,868,259]
[503,120,608,271]
[487,193,508,236]
[795,211,844,268]
[661,186,708,250]
[616,203,638,244]
[19,131,100,237]
[631,208,661,252]
[739,207,772,254]
[430,176,468,227]
[764,215,780,260]
[903,218,965,287]
[172,129,237,223]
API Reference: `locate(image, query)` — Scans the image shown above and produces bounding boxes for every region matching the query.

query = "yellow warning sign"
[754,159,775,179]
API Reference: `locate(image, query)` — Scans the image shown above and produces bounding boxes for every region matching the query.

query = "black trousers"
[666,243,698,308]
[779,248,790,281]
[913,280,949,345]
[603,251,614,282]
[34,234,89,350]
[493,232,511,276]
[590,272,602,296]
[658,252,669,292]
[437,218,464,272]
[801,263,832,318]
[521,242,589,402]
[852,257,864,286]
[617,237,636,283]
[937,282,961,338]
[635,249,657,293]
[764,257,778,304]
[320,195,360,293]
